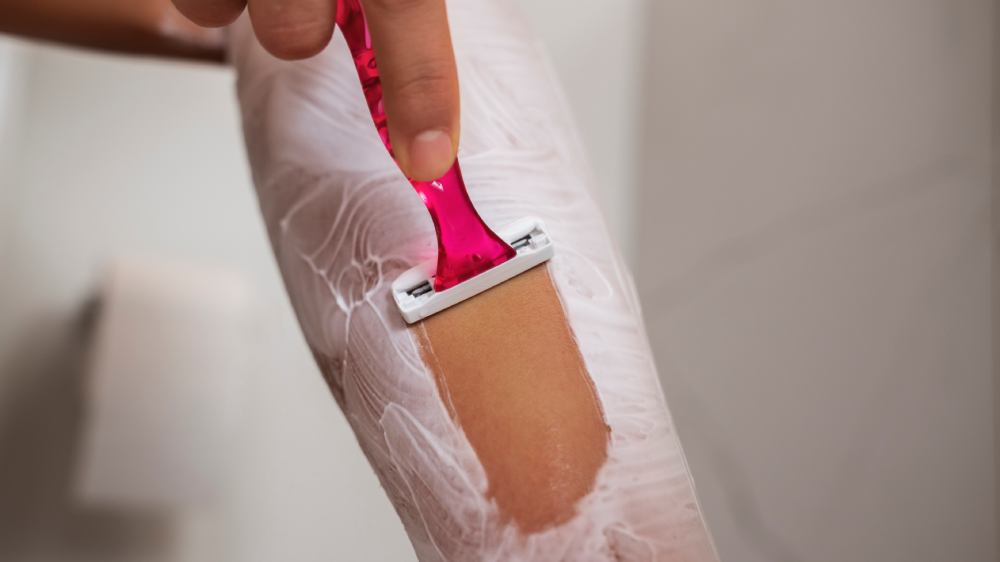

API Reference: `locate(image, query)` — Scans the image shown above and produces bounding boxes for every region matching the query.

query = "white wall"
[637,1,997,561]
[0,41,27,311]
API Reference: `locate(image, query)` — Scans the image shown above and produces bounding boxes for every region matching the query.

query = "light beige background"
[0,0,997,561]
[637,1,997,561]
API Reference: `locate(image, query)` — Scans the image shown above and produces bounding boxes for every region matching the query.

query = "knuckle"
[258,20,332,60]
[391,63,455,109]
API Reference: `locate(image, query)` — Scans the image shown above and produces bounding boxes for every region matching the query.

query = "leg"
[229,1,717,559]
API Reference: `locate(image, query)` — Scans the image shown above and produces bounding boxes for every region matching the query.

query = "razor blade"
[392,217,554,324]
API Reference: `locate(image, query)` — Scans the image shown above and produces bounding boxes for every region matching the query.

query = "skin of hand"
[173,0,461,181]
[0,0,226,62]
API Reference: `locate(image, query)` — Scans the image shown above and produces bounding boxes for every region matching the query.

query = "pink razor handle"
[336,0,515,291]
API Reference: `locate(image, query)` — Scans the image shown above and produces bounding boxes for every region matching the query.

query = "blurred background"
[0,0,996,561]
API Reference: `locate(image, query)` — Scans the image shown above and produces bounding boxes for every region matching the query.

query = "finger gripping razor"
[336,0,554,324]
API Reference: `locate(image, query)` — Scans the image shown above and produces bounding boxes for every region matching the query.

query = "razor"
[336,0,554,324]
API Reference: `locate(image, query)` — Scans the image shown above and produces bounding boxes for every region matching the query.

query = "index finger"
[361,0,460,181]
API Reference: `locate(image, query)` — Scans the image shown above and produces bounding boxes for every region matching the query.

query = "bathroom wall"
[637,1,998,561]
[994,3,1000,556]
[0,42,26,303]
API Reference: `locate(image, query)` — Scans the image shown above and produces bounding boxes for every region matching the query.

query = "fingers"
[173,0,459,180]
[174,0,335,60]
[246,0,336,60]
[171,0,247,27]
[0,0,225,61]
[362,0,460,181]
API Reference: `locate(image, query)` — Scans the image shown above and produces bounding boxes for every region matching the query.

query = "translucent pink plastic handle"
[336,0,515,291]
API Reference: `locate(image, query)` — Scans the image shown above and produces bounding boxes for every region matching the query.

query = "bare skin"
[417,265,610,532]
[0,0,460,181]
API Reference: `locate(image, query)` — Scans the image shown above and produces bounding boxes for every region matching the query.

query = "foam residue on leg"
[229,1,718,558]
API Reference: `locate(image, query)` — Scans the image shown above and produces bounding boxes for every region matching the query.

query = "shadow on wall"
[0,304,176,561]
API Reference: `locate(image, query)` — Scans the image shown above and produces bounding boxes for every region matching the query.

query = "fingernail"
[407,129,455,181]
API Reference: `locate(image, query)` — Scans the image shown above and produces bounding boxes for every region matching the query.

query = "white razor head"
[392,216,555,324]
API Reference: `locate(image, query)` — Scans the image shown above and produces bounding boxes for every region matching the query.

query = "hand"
[172,0,460,181]
[0,0,226,62]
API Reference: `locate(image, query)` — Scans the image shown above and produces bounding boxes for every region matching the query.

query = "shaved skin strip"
[417,265,609,533]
